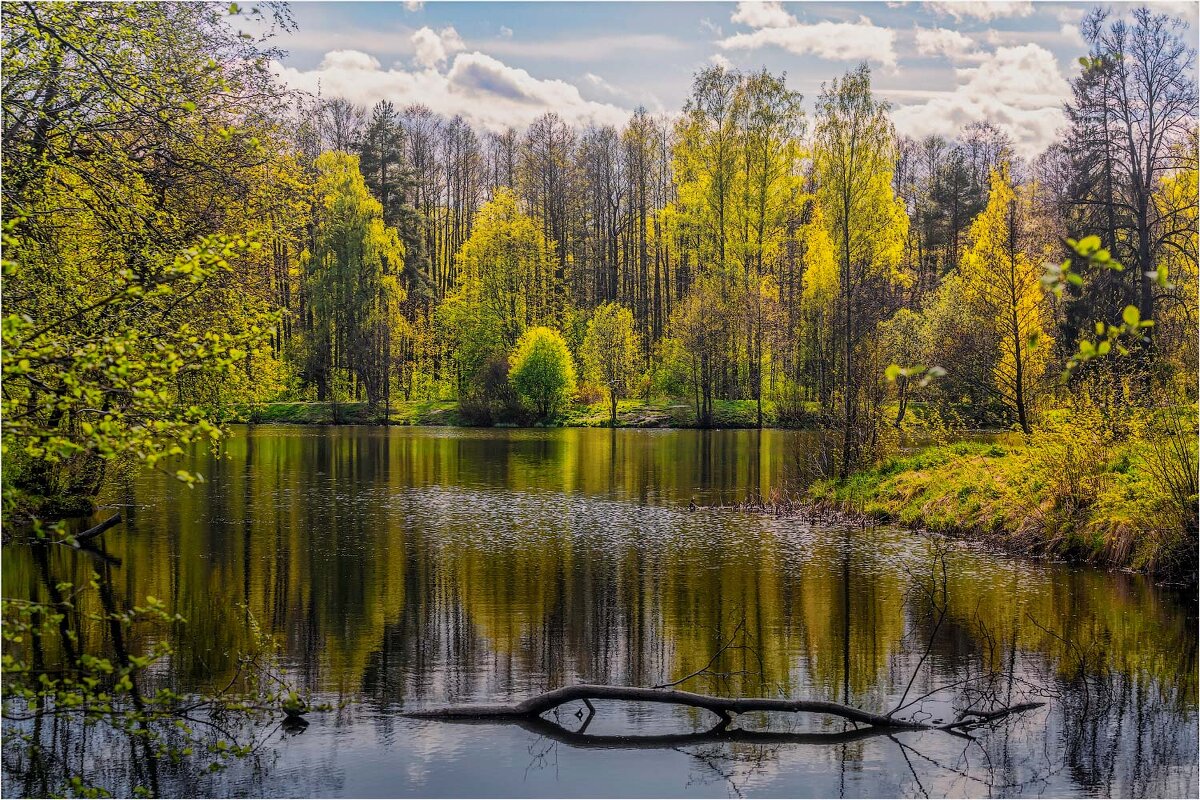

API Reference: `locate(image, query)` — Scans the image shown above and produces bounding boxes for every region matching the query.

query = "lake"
[3,425,1196,798]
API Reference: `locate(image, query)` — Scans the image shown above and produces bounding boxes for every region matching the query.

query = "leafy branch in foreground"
[2,567,321,799]
[2,226,277,525]
[1042,235,1161,378]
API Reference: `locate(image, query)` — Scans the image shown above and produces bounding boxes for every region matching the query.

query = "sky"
[258,1,1199,160]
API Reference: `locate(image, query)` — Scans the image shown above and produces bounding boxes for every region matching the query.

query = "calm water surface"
[4,426,1197,798]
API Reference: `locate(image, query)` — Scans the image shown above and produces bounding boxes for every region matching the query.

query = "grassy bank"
[810,437,1198,581]
[231,400,463,426]
[230,398,821,429]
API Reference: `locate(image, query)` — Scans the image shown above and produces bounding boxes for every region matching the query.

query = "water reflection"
[3,426,1196,798]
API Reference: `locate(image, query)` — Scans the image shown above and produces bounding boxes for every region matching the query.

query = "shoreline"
[808,442,1198,585]
[226,398,824,430]
[227,399,1014,434]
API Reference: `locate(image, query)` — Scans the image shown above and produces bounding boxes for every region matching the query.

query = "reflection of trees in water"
[2,542,300,799]
[3,429,1197,796]
[5,711,295,800]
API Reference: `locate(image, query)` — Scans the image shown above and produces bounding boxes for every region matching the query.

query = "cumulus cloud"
[914,27,980,60]
[272,49,630,132]
[403,0,423,11]
[731,1,794,29]
[411,26,464,69]
[1059,23,1086,48]
[924,1,1033,22]
[888,43,1069,159]
[720,8,898,67]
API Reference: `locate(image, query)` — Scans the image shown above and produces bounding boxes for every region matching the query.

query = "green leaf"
[1121,305,1140,327]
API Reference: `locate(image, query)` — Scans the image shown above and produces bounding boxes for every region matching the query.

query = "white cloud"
[731,1,795,29]
[914,27,979,60]
[272,49,630,132]
[410,26,464,69]
[583,72,626,98]
[888,43,1069,158]
[403,0,423,11]
[709,53,734,70]
[499,25,514,38]
[1145,2,1200,23]
[721,14,898,67]
[1059,22,1085,49]
[315,49,382,73]
[924,1,1033,21]
[1054,6,1083,24]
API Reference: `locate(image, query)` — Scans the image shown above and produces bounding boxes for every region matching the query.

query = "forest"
[1,1,1197,570]
[1,3,1199,797]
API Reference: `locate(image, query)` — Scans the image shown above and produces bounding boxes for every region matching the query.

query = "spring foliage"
[581,303,642,423]
[509,327,578,418]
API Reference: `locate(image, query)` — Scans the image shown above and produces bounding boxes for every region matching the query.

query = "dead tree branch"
[72,513,122,544]
[404,684,1041,734]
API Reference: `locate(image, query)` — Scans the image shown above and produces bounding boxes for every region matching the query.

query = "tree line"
[2,2,1196,516]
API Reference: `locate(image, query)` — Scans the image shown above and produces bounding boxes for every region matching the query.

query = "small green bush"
[508,327,577,419]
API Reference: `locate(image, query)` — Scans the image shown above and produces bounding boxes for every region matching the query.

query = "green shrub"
[508,327,577,419]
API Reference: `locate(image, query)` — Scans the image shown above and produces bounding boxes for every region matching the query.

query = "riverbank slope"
[810,440,1197,582]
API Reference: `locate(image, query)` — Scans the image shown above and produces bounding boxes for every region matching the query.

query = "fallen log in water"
[404,683,1042,734]
[75,513,121,543]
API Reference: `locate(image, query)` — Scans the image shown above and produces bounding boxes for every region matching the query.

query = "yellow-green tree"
[0,1,301,519]
[673,66,741,277]
[509,327,577,418]
[813,64,909,475]
[581,303,642,425]
[1152,144,1198,394]
[732,69,804,282]
[876,308,929,426]
[668,275,731,426]
[796,199,840,404]
[302,152,405,408]
[443,188,559,396]
[960,164,1051,433]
